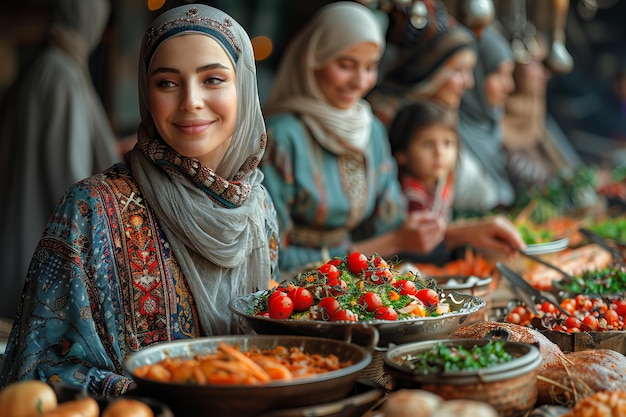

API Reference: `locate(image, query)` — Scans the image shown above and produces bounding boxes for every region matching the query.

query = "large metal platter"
[230,291,485,349]
[124,335,371,417]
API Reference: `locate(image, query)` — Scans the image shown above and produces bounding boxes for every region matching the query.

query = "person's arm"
[444,214,526,255]
[0,180,133,395]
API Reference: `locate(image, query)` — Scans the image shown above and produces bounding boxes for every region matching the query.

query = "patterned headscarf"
[263,2,385,155]
[367,1,476,128]
[129,4,272,335]
[385,24,476,93]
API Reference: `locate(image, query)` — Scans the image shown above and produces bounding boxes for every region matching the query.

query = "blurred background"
[0,0,625,165]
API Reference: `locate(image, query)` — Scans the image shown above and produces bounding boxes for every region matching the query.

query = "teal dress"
[0,163,279,395]
[261,113,406,274]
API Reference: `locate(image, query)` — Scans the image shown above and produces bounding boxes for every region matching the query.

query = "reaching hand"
[398,210,447,254]
[446,214,526,255]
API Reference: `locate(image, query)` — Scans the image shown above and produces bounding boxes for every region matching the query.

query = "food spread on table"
[134,342,352,385]
[252,252,452,322]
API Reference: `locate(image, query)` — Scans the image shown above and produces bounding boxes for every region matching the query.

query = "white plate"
[523,237,569,255]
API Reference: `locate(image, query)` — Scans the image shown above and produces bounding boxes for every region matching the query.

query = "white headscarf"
[129,4,272,335]
[264,2,385,155]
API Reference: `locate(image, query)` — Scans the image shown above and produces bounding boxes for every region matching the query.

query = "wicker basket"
[358,350,392,389]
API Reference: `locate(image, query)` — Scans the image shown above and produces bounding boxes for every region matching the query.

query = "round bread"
[430,399,499,417]
[381,389,444,417]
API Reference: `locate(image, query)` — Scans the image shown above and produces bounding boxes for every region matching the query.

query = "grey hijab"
[128,4,271,335]
[458,26,515,207]
[0,0,120,320]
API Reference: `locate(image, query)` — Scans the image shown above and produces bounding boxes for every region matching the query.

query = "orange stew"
[134,342,352,385]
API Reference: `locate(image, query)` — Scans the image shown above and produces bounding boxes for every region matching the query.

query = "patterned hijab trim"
[142,7,240,65]
[136,126,252,208]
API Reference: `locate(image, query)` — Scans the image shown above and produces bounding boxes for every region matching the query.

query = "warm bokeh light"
[147,0,166,11]
[251,36,273,61]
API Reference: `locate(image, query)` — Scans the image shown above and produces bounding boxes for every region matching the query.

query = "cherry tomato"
[332,309,358,322]
[317,297,341,319]
[541,301,556,314]
[358,291,383,312]
[393,280,417,296]
[564,315,581,330]
[605,309,620,327]
[615,300,626,318]
[327,259,343,267]
[375,306,398,320]
[560,299,576,315]
[416,288,439,307]
[581,315,599,331]
[318,263,340,284]
[506,312,522,324]
[287,287,314,311]
[268,294,293,319]
[575,294,593,311]
[347,252,369,274]
[268,290,288,306]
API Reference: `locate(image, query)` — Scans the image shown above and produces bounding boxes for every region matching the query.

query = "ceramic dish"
[523,237,569,255]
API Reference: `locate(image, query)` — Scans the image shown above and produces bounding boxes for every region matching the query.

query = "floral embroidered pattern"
[138,129,252,208]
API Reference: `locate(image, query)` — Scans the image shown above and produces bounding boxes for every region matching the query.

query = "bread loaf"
[537,349,626,406]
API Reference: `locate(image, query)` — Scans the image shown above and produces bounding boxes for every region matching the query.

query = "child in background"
[388,99,458,221]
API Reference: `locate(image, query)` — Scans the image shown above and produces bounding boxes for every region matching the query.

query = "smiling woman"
[0,4,279,396]
[260,2,419,277]
[147,34,238,169]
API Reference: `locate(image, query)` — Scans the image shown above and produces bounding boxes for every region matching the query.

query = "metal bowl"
[432,275,492,296]
[124,335,372,417]
[230,291,485,349]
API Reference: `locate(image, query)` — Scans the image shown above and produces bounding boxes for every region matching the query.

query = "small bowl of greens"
[383,338,541,417]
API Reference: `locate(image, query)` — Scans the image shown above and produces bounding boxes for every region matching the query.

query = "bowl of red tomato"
[230,252,486,349]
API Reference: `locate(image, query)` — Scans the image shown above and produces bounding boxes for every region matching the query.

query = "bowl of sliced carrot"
[124,335,371,417]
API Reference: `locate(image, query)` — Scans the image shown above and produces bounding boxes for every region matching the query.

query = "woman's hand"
[445,214,526,255]
[351,211,446,258]
[399,211,447,254]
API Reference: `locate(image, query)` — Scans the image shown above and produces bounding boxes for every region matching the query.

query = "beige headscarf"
[263,2,384,155]
[129,4,272,335]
